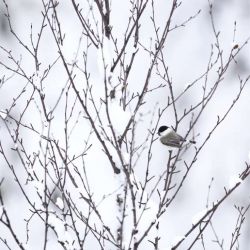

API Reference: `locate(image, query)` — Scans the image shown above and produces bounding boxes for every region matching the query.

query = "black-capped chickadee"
[158,125,196,148]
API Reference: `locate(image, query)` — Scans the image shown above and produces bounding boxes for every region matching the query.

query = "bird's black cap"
[158,125,169,135]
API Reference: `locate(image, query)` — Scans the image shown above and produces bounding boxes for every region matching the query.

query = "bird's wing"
[168,131,185,142]
[160,131,185,148]
[161,140,181,148]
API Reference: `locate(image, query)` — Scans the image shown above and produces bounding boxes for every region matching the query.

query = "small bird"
[158,125,196,148]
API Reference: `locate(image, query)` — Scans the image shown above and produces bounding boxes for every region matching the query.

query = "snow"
[228,175,242,190]
[97,36,113,77]
[43,120,49,128]
[56,197,64,210]
[171,235,186,247]
[33,179,44,195]
[0,110,7,120]
[21,243,32,250]
[192,208,210,225]
[48,213,65,236]
[102,36,113,68]
[122,151,130,164]
[109,101,131,134]
[26,163,33,177]
[58,231,75,250]
[48,213,75,249]
[32,73,41,86]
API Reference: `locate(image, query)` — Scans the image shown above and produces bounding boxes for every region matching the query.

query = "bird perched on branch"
[158,125,196,148]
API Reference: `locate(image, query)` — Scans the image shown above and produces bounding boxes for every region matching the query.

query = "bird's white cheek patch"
[162,130,172,137]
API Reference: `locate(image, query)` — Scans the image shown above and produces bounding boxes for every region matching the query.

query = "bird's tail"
[189,140,196,144]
